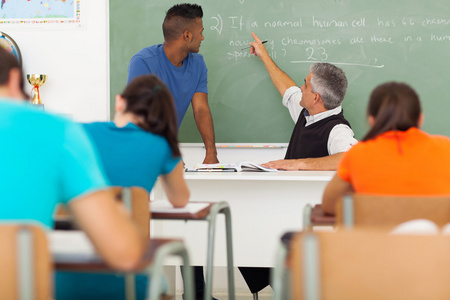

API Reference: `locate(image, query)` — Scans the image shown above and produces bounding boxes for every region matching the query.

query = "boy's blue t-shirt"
[127,44,208,128]
[0,99,108,227]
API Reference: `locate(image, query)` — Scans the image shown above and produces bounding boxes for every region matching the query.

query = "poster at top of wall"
[0,0,83,28]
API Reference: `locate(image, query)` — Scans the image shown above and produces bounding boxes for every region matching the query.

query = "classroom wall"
[2,0,110,122]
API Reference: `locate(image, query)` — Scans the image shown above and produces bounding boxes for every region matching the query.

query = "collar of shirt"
[304,106,342,126]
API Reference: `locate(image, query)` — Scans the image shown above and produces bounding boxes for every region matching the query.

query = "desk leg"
[205,202,235,300]
[125,273,136,300]
[303,204,313,231]
[147,241,194,300]
[271,243,289,300]
[223,204,236,300]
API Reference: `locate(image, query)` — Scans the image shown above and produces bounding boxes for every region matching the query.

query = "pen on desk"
[241,40,268,50]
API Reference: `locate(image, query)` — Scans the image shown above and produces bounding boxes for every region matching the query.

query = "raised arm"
[160,161,190,208]
[69,189,146,271]
[249,32,297,96]
[191,92,219,164]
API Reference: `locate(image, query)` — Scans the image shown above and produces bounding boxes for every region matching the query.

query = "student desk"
[151,171,335,267]
[48,231,195,300]
[304,204,336,229]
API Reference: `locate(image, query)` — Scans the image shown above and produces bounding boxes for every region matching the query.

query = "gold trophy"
[27,74,47,110]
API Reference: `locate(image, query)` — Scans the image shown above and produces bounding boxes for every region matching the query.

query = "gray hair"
[309,63,348,110]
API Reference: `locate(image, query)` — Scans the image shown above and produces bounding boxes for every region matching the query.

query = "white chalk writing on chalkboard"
[209,13,450,68]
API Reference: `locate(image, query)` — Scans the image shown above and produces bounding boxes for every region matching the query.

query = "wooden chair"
[289,229,450,300]
[336,194,450,230]
[275,194,450,300]
[53,187,195,300]
[0,223,51,300]
[272,204,336,300]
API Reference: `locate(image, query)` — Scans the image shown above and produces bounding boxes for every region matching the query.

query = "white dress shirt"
[282,86,358,155]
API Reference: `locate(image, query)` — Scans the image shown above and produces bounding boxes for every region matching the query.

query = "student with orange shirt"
[322,81,450,214]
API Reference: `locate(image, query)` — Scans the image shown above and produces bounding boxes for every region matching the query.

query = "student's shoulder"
[1,100,71,127]
[429,133,450,147]
[132,44,163,61]
[82,122,122,139]
[412,129,450,146]
[135,128,169,147]
[187,52,206,63]
[82,121,109,131]
[82,121,111,129]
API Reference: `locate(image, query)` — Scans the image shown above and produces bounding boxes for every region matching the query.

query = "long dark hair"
[362,82,421,142]
[121,75,181,157]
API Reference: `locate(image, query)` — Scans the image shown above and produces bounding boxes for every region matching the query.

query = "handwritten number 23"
[306,47,328,61]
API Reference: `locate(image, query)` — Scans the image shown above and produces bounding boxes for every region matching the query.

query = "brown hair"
[0,47,28,99]
[121,75,181,157]
[363,82,421,142]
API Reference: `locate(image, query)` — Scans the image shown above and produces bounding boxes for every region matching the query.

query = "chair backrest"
[289,230,450,300]
[112,186,151,238]
[0,224,51,300]
[336,194,450,230]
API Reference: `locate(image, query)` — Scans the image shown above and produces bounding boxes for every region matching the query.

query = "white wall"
[2,0,110,122]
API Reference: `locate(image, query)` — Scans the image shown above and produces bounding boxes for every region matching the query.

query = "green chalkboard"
[110,0,450,142]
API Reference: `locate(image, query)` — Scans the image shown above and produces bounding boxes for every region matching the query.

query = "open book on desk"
[186,162,277,172]
[150,200,210,214]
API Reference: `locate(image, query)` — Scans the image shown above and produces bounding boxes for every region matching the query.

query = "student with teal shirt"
[56,75,190,300]
[83,74,189,205]
[0,47,146,283]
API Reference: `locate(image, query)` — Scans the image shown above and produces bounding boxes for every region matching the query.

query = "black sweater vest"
[284,108,351,159]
